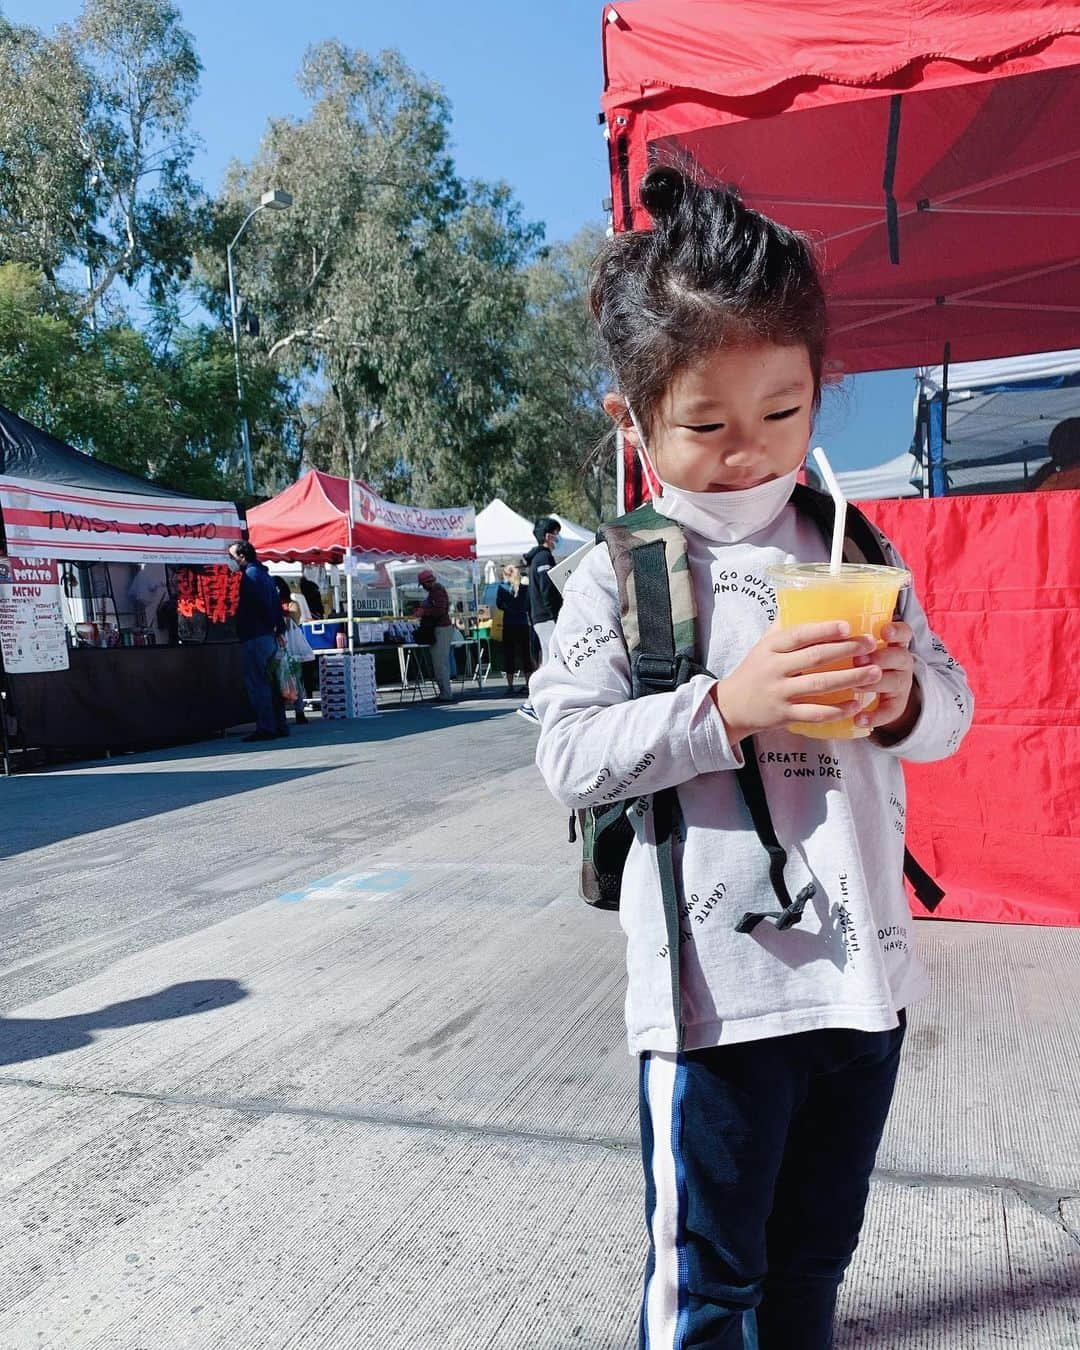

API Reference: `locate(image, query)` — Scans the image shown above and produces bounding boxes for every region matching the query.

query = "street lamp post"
[226,188,292,495]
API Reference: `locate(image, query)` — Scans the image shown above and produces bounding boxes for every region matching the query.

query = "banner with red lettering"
[351,481,475,560]
[0,476,242,564]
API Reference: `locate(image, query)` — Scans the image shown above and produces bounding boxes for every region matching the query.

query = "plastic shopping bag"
[269,647,301,704]
[285,619,315,663]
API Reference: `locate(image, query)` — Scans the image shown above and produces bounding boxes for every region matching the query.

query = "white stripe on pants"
[643,1051,687,1349]
[533,619,556,666]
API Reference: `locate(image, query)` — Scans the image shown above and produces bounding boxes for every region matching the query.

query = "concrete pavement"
[0,696,1077,1348]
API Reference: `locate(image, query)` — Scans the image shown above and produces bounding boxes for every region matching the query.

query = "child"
[531,166,973,1350]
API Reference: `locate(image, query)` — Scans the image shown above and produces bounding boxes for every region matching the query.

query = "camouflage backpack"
[571,486,943,948]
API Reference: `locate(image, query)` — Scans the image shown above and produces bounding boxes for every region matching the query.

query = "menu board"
[0,556,69,673]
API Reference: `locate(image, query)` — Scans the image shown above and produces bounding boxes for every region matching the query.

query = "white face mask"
[227,556,242,572]
[626,406,799,544]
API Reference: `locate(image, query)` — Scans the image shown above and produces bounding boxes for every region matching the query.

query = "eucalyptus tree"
[0,0,204,315]
[210,42,542,507]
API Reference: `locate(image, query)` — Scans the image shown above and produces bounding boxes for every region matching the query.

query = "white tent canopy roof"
[919,348,1080,399]
[918,346,1080,468]
[835,453,919,501]
[474,498,535,560]
[475,499,592,560]
[551,514,592,551]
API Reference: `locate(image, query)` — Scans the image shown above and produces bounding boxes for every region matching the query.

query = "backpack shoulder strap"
[598,503,702,696]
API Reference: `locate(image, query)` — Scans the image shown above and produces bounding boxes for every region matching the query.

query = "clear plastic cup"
[767,562,911,740]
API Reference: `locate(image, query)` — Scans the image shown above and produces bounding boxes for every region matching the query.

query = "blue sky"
[7,0,917,472]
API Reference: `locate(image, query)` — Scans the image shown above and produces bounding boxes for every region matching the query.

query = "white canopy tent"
[476,498,593,561]
[551,514,593,552]
[835,453,920,501]
[475,498,534,560]
[917,347,1080,490]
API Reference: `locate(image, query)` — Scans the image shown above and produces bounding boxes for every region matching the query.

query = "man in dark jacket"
[229,541,288,741]
[519,517,562,722]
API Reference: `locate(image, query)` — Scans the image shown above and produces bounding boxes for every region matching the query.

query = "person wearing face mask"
[228,541,288,742]
[529,167,974,1350]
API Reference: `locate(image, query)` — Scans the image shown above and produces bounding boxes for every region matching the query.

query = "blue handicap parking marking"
[352,870,411,892]
[276,870,356,902]
[276,869,412,902]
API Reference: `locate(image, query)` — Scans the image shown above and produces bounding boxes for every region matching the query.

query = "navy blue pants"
[638,1016,905,1350]
[242,634,287,735]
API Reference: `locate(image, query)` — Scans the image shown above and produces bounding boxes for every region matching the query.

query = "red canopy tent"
[601,0,1080,372]
[600,0,1080,926]
[246,471,476,564]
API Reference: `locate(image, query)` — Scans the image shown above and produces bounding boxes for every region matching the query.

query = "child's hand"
[852,621,921,740]
[711,621,883,745]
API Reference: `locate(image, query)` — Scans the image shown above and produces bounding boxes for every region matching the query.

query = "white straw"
[812,446,847,575]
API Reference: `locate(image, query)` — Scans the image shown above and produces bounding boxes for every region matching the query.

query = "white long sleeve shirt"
[532,501,973,1055]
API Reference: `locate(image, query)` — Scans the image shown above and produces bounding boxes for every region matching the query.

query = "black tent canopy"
[0,403,190,498]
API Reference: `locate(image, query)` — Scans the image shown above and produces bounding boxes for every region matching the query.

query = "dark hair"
[533,516,560,544]
[589,165,828,437]
[1048,417,1080,468]
[1030,416,1080,488]
[232,540,257,564]
[273,575,291,605]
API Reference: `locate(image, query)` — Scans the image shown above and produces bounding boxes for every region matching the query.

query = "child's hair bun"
[639,165,687,222]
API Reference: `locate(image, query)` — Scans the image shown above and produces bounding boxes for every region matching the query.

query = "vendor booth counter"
[6,642,251,751]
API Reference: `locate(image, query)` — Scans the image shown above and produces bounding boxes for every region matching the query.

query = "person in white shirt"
[531,165,973,1350]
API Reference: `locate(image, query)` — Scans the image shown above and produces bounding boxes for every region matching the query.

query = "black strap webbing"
[903,847,945,912]
[733,742,817,934]
[883,94,903,265]
[654,789,686,1049]
[630,539,682,695]
[791,485,883,568]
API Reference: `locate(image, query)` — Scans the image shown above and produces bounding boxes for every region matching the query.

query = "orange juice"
[767,563,910,740]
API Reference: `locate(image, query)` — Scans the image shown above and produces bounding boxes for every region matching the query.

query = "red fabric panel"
[621,439,660,513]
[861,491,1080,926]
[246,472,348,562]
[602,0,1080,104]
[600,2,1080,372]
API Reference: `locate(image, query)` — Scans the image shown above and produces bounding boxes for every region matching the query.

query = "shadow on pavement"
[0,764,343,859]
[836,1259,1080,1346]
[1,701,524,857]
[0,978,247,1067]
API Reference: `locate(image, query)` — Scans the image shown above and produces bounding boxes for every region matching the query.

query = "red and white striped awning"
[0,475,243,565]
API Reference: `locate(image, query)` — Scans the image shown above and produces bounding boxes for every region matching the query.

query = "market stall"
[247,471,482,698]
[600,0,1080,926]
[0,405,247,757]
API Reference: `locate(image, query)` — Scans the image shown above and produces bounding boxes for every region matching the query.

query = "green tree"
[207,43,542,506]
[76,0,205,312]
[0,0,204,314]
[0,262,258,498]
[494,225,612,526]
[0,20,93,283]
